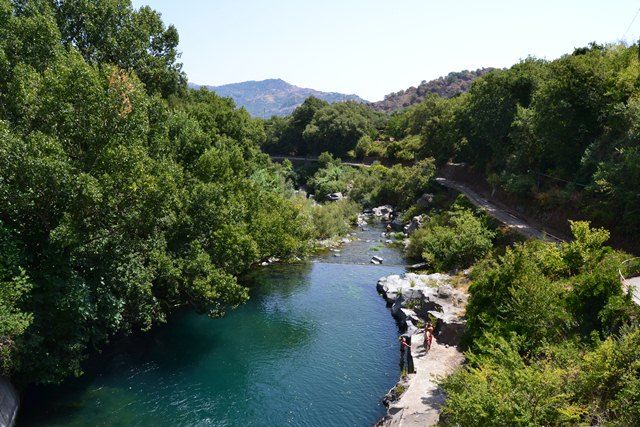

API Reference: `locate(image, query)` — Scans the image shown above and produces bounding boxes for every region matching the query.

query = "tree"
[0,0,315,385]
[406,207,495,271]
[0,224,33,376]
[53,0,185,97]
[302,102,377,156]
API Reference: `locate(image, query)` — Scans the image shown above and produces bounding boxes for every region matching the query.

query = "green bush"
[442,325,640,427]
[464,240,572,349]
[349,159,436,209]
[306,154,353,200]
[441,334,572,427]
[304,157,436,210]
[294,196,360,240]
[310,199,360,239]
[441,221,640,426]
[406,207,494,271]
[575,326,640,425]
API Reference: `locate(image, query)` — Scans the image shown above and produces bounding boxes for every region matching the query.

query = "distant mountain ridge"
[370,68,494,112]
[189,79,366,118]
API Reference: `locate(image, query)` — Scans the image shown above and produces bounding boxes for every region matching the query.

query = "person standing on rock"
[425,322,435,352]
[399,336,415,373]
[399,336,408,371]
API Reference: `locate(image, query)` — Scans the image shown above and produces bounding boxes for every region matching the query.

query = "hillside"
[370,68,494,112]
[189,79,366,118]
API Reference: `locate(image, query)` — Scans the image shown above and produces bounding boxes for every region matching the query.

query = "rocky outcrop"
[377,273,449,301]
[356,213,369,228]
[377,274,466,342]
[376,273,468,426]
[403,215,425,235]
[373,205,394,221]
[415,193,434,209]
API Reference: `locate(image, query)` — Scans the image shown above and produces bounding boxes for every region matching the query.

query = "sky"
[132,0,640,101]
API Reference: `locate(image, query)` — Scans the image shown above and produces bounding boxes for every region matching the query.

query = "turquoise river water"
[20,224,405,426]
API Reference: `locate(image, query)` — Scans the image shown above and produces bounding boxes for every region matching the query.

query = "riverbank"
[376,273,468,426]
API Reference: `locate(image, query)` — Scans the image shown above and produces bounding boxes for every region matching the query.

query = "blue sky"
[133,0,640,101]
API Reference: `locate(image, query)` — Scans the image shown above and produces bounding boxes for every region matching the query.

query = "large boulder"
[377,273,467,345]
[391,217,404,231]
[371,255,384,265]
[373,205,394,221]
[415,193,434,209]
[356,213,368,228]
[429,311,466,346]
[403,215,425,235]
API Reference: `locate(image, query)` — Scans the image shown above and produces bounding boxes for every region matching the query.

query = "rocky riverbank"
[375,273,468,426]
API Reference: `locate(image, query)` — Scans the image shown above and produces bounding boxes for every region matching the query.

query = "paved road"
[624,277,640,305]
[435,177,565,243]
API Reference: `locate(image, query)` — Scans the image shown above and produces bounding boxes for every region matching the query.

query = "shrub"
[406,207,494,271]
[308,199,360,239]
[464,240,572,349]
[441,334,572,427]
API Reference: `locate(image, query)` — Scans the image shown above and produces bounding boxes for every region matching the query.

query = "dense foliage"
[304,198,360,240]
[262,97,387,157]
[0,0,315,385]
[379,43,640,242]
[441,222,640,426]
[261,43,640,247]
[301,153,435,210]
[406,204,495,271]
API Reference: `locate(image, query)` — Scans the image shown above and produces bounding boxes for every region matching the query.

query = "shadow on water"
[21,265,320,425]
[20,222,405,426]
[242,261,314,297]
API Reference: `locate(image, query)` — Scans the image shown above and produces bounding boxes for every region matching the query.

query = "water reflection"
[21,223,404,427]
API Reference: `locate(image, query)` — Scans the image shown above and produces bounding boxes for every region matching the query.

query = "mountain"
[189,79,367,118]
[370,68,494,112]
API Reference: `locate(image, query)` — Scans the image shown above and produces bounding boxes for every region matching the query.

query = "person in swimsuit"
[425,322,435,351]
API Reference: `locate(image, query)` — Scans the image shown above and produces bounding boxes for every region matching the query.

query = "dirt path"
[385,332,464,426]
[435,177,565,243]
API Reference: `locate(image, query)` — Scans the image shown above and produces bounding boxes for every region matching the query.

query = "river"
[20,223,405,426]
